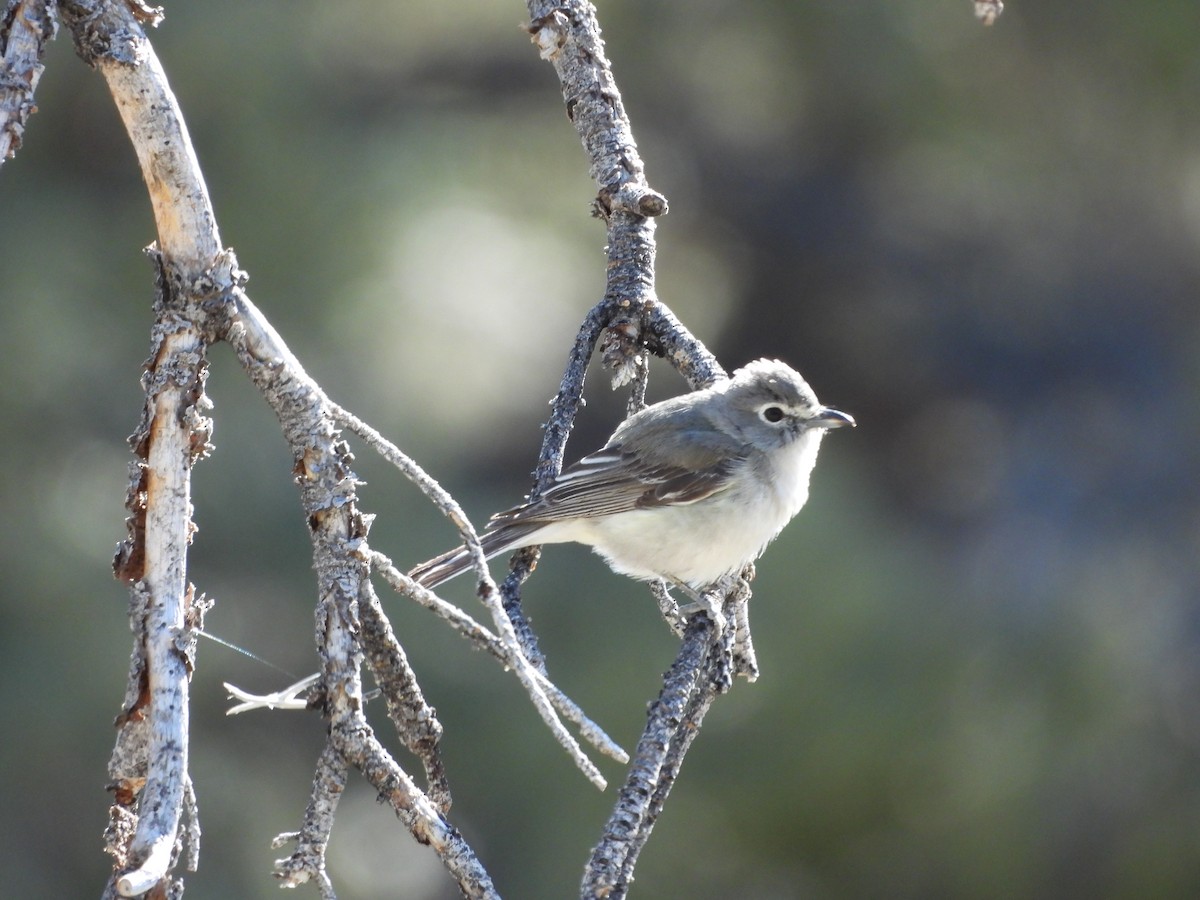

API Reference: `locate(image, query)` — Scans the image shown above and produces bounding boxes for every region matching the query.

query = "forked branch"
[519,4,755,896]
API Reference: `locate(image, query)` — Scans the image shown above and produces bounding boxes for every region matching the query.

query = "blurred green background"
[4,1,1200,897]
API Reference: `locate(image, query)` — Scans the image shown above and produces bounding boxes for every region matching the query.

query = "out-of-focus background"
[4,1,1199,897]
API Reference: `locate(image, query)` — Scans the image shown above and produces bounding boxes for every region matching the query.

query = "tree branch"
[57,1,218,893]
[520,4,764,895]
[272,742,345,898]
[0,0,57,164]
[66,3,634,894]
[62,2,503,895]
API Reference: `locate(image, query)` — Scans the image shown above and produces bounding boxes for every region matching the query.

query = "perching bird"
[409,359,853,590]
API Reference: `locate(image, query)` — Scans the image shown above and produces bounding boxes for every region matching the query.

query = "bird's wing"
[489,443,747,526]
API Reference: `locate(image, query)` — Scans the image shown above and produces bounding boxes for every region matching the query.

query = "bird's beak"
[812,407,855,429]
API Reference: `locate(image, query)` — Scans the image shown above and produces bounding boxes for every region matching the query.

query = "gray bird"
[410,359,854,589]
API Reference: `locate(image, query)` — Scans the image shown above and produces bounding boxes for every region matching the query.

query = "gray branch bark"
[0,0,56,163]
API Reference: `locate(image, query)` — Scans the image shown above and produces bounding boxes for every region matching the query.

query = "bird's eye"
[761,405,785,423]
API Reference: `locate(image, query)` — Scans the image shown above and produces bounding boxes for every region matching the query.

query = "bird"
[409,358,853,591]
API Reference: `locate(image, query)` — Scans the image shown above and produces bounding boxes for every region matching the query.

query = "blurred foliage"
[3,0,1200,897]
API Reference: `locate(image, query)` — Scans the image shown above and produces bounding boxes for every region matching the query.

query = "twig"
[225,673,319,714]
[727,574,759,682]
[225,286,500,895]
[497,301,613,667]
[355,573,452,810]
[335,722,501,900]
[272,742,345,896]
[365,547,628,772]
[329,402,548,678]
[327,402,625,782]
[582,614,713,899]
[328,401,491,592]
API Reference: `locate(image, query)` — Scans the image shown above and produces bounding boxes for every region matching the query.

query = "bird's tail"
[407,522,544,589]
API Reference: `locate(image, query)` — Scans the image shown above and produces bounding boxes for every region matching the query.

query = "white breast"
[535,429,828,587]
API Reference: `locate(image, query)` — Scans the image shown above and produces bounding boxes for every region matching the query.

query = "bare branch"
[57,3,223,892]
[62,0,220,266]
[0,0,57,163]
[364,547,628,778]
[327,400,625,785]
[60,3,504,895]
[331,723,501,900]
[583,613,713,899]
[355,573,452,812]
[525,0,721,385]
[272,742,346,896]
[519,5,776,896]
[224,290,503,895]
[583,580,755,899]
[328,401,492,594]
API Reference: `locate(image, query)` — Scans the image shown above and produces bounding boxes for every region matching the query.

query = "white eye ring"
[760,405,786,424]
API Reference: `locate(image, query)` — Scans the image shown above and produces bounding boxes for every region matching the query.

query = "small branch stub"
[595,182,668,221]
[530,9,567,60]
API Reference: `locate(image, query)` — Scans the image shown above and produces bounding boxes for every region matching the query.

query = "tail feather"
[407,522,544,589]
